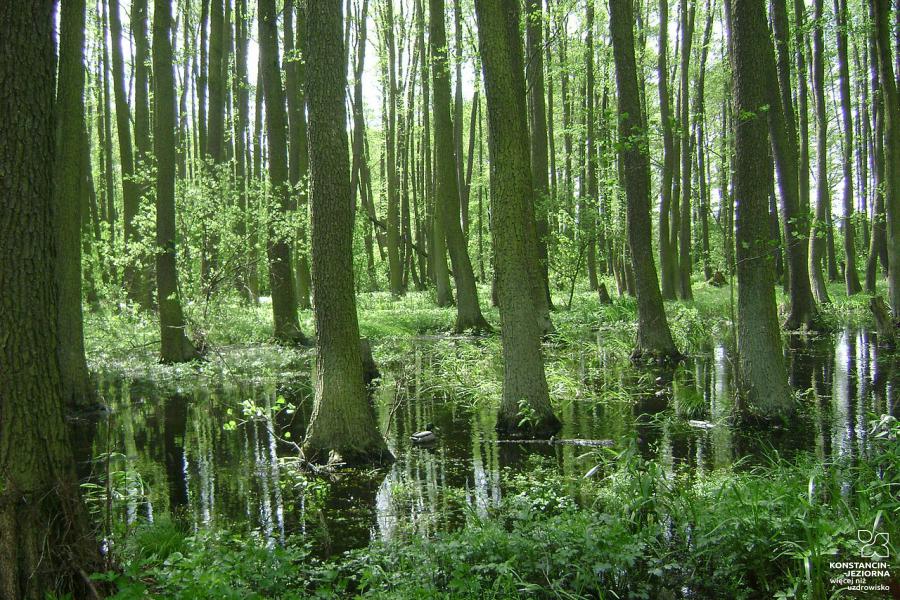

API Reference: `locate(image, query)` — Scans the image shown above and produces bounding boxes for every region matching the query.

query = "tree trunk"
[833,0,862,294]
[382,0,404,296]
[809,0,831,304]
[584,0,599,291]
[303,0,393,466]
[676,0,694,300]
[55,0,96,409]
[259,0,305,344]
[284,0,313,310]
[430,0,491,333]
[109,0,145,304]
[133,0,154,308]
[1,10,105,596]
[657,0,677,299]
[154,0,199,363]
[233,0,254,302]
[609,0,681,363]
[873,0,900,318]
[525,0,553,308]
[769,0,820,329]
[724,0,793,418]
[474,0,561,437]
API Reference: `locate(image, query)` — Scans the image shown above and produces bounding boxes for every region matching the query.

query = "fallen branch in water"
[493,438,614,447]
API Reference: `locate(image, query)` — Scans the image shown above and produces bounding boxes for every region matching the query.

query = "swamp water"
[73,328,898,557]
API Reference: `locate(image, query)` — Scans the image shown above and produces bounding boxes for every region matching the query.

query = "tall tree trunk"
[259,0,305,344]
[153,0,199,363]
[453,0,467,229]
[109,0,144,303]
[676,0,694,300]
[303,0,393,466]
[609,0,681,362]
[1,8,104,597]
[198,0,209,155]
[873,0,900,318]
[657,0,677,299]
[724,0,793,417]
[133,0,154,307]
[769,0,820,329]
[233,0,254,302]
[867,2,888,291]
[525,0,554,309]
[474,0,561,437]
[284,0,312,309]
[834,0,862,294]
[584,0,599,291]
[382,0,404,296]
[431,0,491,333]
[55,0,96,408]
[809,0,831,304]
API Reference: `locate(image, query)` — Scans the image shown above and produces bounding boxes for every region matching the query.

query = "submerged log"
[494,437,614,447]
[869,296,895,347]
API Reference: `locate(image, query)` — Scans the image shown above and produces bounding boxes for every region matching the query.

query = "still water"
[73,328,898,556]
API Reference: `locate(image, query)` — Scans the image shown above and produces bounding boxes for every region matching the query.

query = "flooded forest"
[1,0,899,598]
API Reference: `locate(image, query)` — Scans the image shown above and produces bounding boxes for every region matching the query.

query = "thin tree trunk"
[153,0,198,362]
[676,0,694,300]
[809,0,831,304]
[657,0,677,299]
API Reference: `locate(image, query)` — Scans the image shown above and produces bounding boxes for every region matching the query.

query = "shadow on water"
[72,327,899,558]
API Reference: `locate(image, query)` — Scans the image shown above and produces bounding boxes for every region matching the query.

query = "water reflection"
[77,327,899,557]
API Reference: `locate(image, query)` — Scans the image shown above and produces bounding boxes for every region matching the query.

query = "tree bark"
[430,0,491,333]
[609,0,681,362]
[474,0,561,437]
[259,0,305,344]
[676,0,694,300]
[109,0,145,304]
[657,0,677,299]
[303,0,393,465]
[809,0,831,304]
[769,0,820,329]
[55,0,96,408]
[725,0,793,418]
[154,0,199,363]
[833,0,862,294]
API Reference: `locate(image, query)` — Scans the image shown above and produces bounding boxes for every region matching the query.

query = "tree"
[0,3,104,595]
[303,0,392,465]
[259,0,305,344]
[154,0,199,363]
[474,0,561,437]
[676,0,694,300]
[873,0,900,317]
[768,0,821,329]
[430,0,491,333]
[55,0,96,408]
[808,0,832,303]
[657,0,677,299]
[833,0,862,294]
[608,0,681,362]
[724,0,793,417]
[525,0,553,307]
[109,0,146,304]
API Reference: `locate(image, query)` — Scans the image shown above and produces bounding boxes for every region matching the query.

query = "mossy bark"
[474,0,561,438]
[725,0,794,418]
[0,4,104,596]
[609,0,681,364]
[303,0,393,465]
[429,0,491,334]
[259,0,305,345]
[154,0,199,363]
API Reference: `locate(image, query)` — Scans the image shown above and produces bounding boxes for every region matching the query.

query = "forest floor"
[80,279,899,599]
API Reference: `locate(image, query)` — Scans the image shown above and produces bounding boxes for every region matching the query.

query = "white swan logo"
[858,529,890,559]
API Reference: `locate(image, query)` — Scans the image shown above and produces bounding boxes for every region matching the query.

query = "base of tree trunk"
[630,347,684,367]
[495,413,561,439]
[707,271,727,287]
[454,315,493,335]
[597,282,612,305]
[870,296,896,347]
[301,443,395,467]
